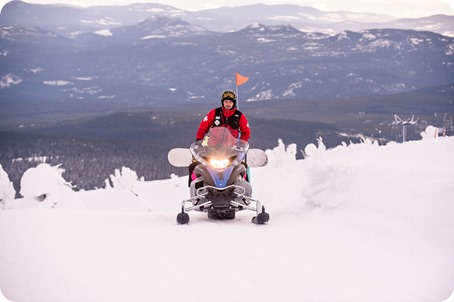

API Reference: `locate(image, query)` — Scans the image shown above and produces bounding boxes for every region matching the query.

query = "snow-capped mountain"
[0,130,453,302]
[0,1,188,37]
[0,16,453,106]
[110,16,214,39]
[2,1,453,36]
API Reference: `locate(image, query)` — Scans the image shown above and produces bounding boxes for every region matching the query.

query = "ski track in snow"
[0,135,453,302]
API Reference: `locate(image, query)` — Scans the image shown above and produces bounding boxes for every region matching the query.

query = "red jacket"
[196,107,251,141]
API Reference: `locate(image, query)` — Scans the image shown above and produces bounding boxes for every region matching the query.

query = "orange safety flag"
[236,73,249,86]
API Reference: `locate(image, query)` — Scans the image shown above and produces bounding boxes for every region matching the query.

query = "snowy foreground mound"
[0,136,453,302]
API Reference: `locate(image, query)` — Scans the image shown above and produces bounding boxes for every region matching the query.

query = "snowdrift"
[0,134,453,302]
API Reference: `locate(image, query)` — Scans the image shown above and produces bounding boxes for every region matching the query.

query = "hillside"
[0,132,453,302]
[1,3,453,106]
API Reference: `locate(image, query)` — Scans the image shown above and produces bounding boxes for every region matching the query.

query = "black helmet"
[221,90,237,107]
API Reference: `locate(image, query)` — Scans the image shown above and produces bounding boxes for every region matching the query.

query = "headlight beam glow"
[210,158,229,169]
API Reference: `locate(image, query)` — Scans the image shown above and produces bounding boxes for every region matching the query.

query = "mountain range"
[2,1,454,36]
[0,1,453,133]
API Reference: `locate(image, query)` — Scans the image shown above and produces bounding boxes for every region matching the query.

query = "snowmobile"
[168,127,269,224]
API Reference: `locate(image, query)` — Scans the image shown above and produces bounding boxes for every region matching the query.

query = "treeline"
[0,130,187,193]
[0,111,345,195]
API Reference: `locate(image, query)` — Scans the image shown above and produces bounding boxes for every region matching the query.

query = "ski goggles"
[222,91,236,101]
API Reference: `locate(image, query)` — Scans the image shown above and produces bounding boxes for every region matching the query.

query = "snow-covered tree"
[421,125,440,139]
[19,164,84,209]
[0,164,16,209]
[302,137,327,159]
[105,166,144,196]
[266,139,298,168]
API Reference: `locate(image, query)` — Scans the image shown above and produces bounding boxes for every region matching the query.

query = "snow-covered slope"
[0,131,453,302]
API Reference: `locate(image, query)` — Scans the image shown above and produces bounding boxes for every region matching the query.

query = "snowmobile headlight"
[210,158,229,169]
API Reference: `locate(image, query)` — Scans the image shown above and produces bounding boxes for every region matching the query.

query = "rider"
[188,90,251,185]
[196,90,250,142]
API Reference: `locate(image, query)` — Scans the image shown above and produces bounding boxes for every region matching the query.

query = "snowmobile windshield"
[190,127,249,169]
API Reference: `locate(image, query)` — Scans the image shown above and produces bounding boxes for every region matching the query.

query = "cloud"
[443,0,454,12]
[299,0,453,17]
[4,0,453,17]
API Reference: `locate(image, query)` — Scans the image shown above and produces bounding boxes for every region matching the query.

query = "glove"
[234,142,245,152]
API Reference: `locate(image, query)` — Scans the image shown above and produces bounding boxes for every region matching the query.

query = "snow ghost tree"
[302,137,327,159]
[20,164,84,209]
[0,164,16,209]
[420,125,440,140]
[265,139,298,168]
[105,166,144,196]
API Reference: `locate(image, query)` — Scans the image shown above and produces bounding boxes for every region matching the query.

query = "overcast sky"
[1,0,453,18]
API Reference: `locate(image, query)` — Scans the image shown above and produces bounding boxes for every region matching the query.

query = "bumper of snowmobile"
[181,184,262,215]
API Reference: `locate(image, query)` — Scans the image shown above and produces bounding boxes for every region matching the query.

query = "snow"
[141,35,166,39]
[73,77,93,81]
[0,74,22,89]
[43,80,73,86]
[0,127,453,302]
[93,29,113,37]
[257,37,276,43]
[81,18,122,26]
